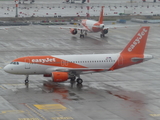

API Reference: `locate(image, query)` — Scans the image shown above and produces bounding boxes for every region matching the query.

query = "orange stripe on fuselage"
[81,19,91,31]
[92,22,102,32]
[13,56,87,69]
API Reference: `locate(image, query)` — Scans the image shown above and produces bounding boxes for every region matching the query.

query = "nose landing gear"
[25,75,29,87]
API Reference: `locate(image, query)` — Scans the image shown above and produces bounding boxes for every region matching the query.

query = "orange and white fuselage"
[4,54,118,75]
[81,19,104,33]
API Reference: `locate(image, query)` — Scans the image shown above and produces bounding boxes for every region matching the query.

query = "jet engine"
[102,29,108,34]
[51,72,69,82]
[70,28,77,35]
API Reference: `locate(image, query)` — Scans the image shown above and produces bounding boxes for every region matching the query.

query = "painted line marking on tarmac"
[18,118,40,120]
[0,110,25,114]
[0,85,7,90]
[51,117,74,120]
[150,114,160,117]
[24,103,47,120]
[34,104,66,110]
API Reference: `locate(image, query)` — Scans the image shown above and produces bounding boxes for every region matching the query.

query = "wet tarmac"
[0,0,160,120]
[0,22,160,120]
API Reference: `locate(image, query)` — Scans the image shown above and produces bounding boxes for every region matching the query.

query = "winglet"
[98,6,104,24]
[121,26,150,55]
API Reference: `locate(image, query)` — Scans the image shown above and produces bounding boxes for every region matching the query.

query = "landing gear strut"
[25,75,29,86]
[80,30,85,38]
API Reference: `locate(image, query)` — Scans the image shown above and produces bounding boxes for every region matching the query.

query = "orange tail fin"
[98,6,104,24]
[121,26,150,55]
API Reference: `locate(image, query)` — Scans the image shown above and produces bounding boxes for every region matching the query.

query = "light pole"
[15,0,18,17]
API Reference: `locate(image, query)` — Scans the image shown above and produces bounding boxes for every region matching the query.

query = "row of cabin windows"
[30,60,115,64]
[66,60,115,63]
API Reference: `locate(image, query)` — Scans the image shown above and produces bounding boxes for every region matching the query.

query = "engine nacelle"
[102,29,108,34]
[70,28,77,35]
[52,72,69,82]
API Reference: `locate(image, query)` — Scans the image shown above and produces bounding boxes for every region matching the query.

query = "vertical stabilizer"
[98,6,104,24]
[121,26,150,55]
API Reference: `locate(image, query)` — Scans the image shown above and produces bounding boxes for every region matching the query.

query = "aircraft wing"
[49,26,88,31]
[45,67,109,74]
[104,25,141,29]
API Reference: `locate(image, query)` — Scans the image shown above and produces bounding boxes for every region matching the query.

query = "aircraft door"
[61,60,68,67]
[25,58,30,69]
[118,56,123,66]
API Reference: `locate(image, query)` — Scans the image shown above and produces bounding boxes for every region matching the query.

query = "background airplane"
[4,26,152,87]
[58,6,137,38]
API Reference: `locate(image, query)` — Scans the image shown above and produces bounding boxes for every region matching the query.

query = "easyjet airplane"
[57,6,133,38]
[4,26,153,86]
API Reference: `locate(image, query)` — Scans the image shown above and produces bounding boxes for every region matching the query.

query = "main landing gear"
[70,75,83,85]
[100,33,105,38]
[80,30,87,38]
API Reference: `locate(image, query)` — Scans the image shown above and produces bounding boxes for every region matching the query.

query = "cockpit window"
[10,62,19,65]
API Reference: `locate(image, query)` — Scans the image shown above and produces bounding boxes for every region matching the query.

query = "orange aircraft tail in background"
[98,6,104,24]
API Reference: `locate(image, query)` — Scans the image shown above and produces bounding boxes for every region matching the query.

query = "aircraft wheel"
[25,75,29,86]
[80,34,84,38]
[100,34,105,38]
[76,78,83,84]
[25,80,28,83]
[100,34,103,38]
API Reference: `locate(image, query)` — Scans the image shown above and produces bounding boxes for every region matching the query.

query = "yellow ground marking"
[26,110,35,118]
[51,117,73,120]
[0,110,25,114]
[34,104,66,110]
[18,118,40,120]
[24,104,47,120]
[0,67,2,69]
[0,85,6,90]
[150,114,160,117]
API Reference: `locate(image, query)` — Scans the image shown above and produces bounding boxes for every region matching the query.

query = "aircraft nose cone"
[3,65,11,73]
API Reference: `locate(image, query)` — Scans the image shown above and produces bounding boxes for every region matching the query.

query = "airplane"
[4,26,153,87]
[18,0,35,4]
[57,6,134,38]
[64,0,86,3]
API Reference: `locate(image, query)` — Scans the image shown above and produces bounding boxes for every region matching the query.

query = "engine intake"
[102,29,108,34]
[70,28,77,35]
